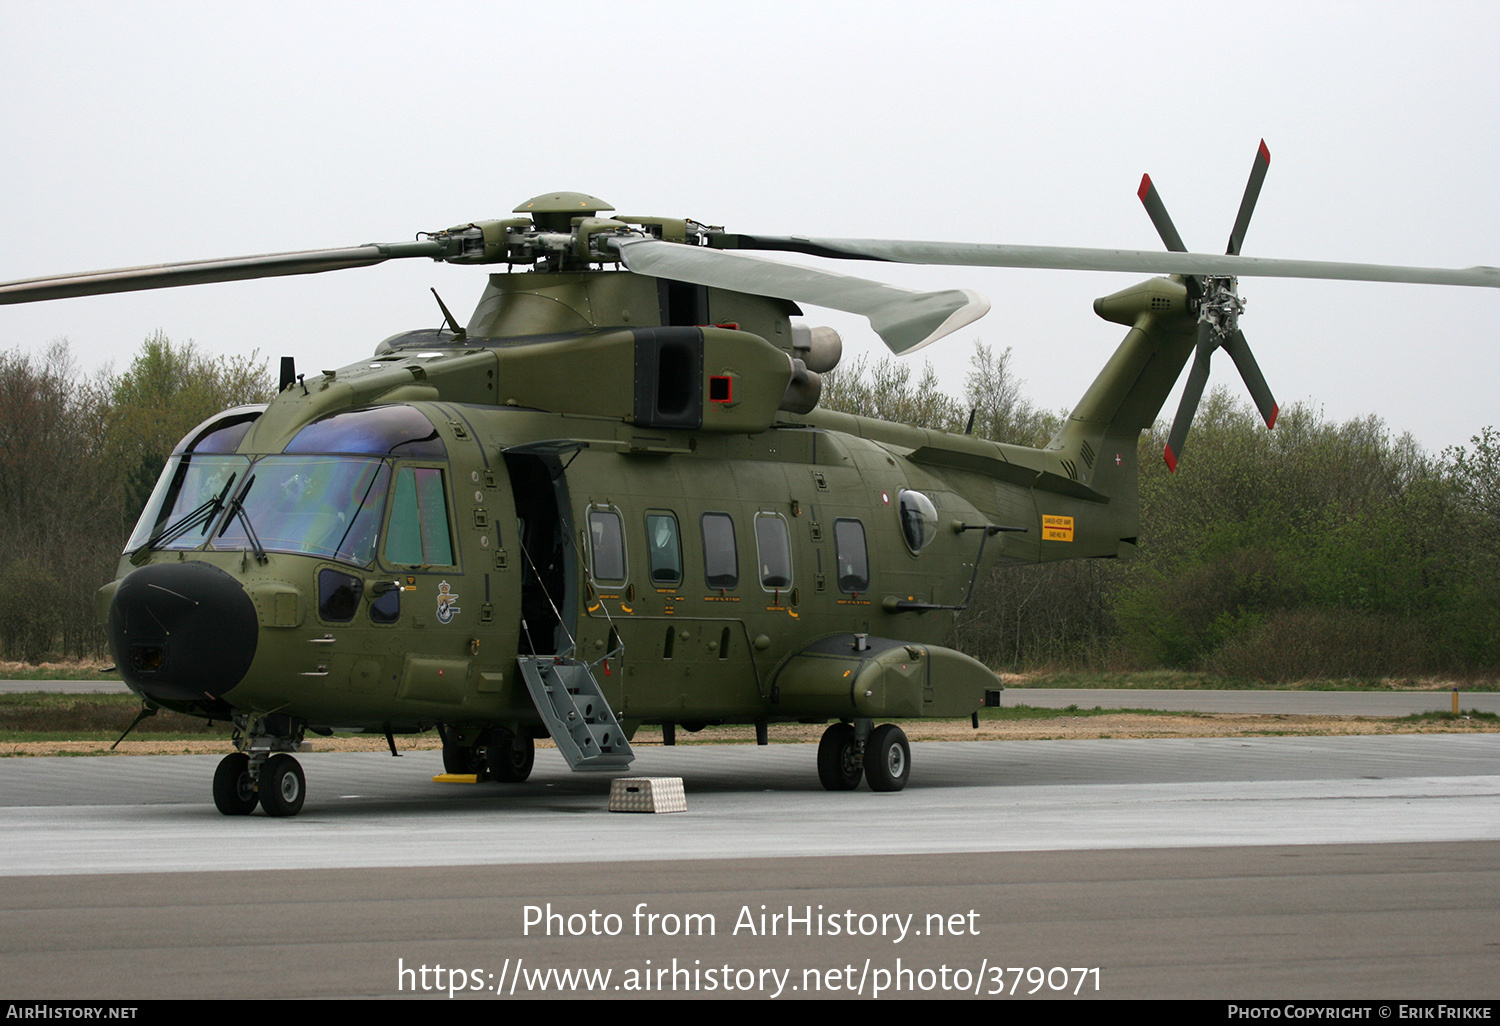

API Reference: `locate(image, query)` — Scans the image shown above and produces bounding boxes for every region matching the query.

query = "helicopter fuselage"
[100,261,1192,809]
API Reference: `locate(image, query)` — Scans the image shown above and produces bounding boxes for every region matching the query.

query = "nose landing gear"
[212,715,308,817]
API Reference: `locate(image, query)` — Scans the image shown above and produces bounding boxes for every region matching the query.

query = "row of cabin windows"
[587,509,871,594]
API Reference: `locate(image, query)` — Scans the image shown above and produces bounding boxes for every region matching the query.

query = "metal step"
[516,656,635,772]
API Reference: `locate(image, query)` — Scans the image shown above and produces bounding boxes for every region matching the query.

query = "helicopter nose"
[108,562,259,703]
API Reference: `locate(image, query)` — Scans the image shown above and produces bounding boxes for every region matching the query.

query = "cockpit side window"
[385,466,454,566]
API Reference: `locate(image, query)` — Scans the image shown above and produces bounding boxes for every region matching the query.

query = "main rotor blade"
[1227,140,1271,257]
[710,235,1500,289]
[0,241,444,305]
[612,237,989,353]
[1221,328,1278,428]
[1163,324,1217,473]
[1137,174,1189,252]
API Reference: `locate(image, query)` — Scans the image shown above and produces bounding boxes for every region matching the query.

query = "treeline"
[825,347,1500,681]
[2,336,1495,681]
[0,335,275,661]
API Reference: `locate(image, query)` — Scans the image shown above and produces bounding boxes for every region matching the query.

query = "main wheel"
[258,754,306,817]
[440,727,483,774]
[863,723,910,792]
[212,753,258,815]
[485,730,535,783]
[817,722,863,791]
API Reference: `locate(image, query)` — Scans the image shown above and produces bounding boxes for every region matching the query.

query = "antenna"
[430,288,466,341]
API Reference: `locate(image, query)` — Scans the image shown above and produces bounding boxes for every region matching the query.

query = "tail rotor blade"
[1137,174,1189,253]
[1164,324,1217,472]
[1226,140,1271,256]
[1222,328,1279,428]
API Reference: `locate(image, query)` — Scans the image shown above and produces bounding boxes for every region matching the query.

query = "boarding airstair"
[516,655,635,771]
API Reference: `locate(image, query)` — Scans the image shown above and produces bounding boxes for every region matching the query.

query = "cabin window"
[898,489,939,554]
[701,512,739,590]
[588,508,627,585]
[834,518,870,593]
[754,513,793,591]
[385,466,454,566]
[645,511,682,586]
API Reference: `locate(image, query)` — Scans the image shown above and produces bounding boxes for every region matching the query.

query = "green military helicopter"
[3,143,1496,816]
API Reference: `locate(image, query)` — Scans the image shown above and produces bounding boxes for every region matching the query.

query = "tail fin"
[1043,276,1198,521]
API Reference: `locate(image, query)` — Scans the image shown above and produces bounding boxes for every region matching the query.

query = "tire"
[212,753,258,815]
[485,730,535,783]
[817,722,863,791]
[440,727,483,775]
[258,754,306,817]
[863,723,910,792]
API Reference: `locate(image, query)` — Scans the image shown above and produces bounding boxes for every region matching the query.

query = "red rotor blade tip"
[1138,174,1152,202]
[1163,445,1178,473]
[1258,140,1270,166]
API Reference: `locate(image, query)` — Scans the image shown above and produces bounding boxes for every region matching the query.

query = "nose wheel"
[258,754,306,817]
[212,753,259,815]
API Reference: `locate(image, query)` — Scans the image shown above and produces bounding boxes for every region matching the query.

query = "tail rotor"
[1142,139,1279,471]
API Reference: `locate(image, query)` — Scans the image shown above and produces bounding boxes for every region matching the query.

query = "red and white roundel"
[880,490,890,505]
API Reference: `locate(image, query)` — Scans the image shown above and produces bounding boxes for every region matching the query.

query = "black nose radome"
[109,562,258,703]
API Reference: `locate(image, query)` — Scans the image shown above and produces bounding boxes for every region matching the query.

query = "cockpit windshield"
[125,454,250,553]
[124,404,453,569]
[212,456,390,565]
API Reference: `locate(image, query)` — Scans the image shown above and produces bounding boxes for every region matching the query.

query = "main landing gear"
[212,714,308,817]
[439,725,536,783]
[817,720,910,792]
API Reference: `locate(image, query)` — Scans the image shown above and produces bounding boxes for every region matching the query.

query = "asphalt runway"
[0,735,1496,1000]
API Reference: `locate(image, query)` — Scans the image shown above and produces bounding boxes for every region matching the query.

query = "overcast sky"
[2,0,1496,456]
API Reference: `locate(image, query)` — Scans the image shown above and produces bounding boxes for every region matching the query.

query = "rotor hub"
[1197,275,1245,338]
[513,192,615,232]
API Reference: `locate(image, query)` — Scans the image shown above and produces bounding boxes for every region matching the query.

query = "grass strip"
[0,693,231,739]
[1004,670,1499,692]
